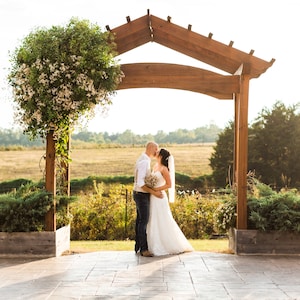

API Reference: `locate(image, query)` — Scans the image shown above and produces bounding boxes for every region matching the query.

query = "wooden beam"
[118,63,239,99]
[112,15,152,54]
[45,130,56,231]
[150,15,274,78]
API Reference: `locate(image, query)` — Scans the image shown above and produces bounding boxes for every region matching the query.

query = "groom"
[133,141,163,257]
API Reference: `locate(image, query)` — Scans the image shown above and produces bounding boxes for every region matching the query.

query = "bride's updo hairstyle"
[159,148,171,169]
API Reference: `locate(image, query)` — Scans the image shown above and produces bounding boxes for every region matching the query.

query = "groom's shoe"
[140,250,153,257]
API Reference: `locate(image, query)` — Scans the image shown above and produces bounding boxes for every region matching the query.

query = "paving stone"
[1,251,300,299]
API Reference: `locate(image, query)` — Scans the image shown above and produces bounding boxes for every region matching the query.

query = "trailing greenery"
[0,183,75,232]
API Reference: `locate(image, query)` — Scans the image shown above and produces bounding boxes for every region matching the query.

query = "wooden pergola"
[109,10,275,229]
[45,10,274,231]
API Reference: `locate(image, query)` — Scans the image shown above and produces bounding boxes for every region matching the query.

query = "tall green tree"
[249,101,300,188]
[210,101,300,189]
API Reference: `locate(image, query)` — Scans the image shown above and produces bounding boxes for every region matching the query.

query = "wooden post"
[45,130,56,231]
[65,135,70,196]
[233,94,239,186]
[236,74,250,229]
[61,133,71,197]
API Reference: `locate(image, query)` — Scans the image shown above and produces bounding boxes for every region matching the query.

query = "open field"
[0,144,214,182]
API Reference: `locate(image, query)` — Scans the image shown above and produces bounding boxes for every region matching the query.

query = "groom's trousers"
[133,191,150,253]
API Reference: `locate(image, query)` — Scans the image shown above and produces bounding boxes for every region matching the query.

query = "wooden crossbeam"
[117,63,239,99]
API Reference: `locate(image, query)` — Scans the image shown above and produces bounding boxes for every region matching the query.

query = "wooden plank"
[118,63,239,99]
[0,225,70,257]
[230,229,300,255]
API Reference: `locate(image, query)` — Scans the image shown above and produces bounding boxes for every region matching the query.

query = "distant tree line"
[0,123,222,147]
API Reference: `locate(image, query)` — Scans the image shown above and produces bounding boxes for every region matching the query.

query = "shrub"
[70,182,135,240]
[0,183,75,232]
[0,178,33,194]
[70,182,224,240]
[214,180,300,233]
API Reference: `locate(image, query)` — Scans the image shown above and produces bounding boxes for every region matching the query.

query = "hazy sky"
[0,0,299,134]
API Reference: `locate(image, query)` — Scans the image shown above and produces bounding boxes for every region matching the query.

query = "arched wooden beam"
[117,63,240,99]
[112,14,275,79]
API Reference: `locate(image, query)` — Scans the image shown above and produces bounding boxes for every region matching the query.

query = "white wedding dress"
[147,171,194,256]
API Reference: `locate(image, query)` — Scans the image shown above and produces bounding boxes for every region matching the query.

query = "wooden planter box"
[229,227,300,255]
[0,224,70,258]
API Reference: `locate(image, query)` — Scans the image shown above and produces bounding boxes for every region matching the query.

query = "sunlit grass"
[70,239,232,254]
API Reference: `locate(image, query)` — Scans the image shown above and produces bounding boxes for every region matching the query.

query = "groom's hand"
[153,190,163,198]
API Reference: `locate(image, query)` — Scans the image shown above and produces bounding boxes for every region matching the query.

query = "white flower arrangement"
[144,173,158,188]
[7,18,124,147]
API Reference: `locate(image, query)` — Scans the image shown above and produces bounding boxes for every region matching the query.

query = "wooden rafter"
[110,13,275,79]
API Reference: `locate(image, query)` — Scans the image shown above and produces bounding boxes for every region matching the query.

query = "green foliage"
[10,176,300,237]
[0,183,75,232]
[70,182,135,240]
[214,179,300,233]
[211,101,300,190]
[70,175,134,194]
[209,121,234,187]
[69,174,214,194]
[0,184,52,232]
[7,18,123,160]
[70,182,224,240]
[213,194,237,233]
[171,193,222,238]
[249,101,300,189]
[0,178,33,194]
[248,191,300,232]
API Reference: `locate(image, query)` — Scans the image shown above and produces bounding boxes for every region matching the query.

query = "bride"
[146,148,194,256]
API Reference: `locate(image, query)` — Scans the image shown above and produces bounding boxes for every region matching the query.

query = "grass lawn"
[70,239,232,254]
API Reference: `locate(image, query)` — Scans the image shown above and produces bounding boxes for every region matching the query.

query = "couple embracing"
[133,141,194,257]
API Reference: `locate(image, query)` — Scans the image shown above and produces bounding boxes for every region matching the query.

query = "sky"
[0,0,299,134]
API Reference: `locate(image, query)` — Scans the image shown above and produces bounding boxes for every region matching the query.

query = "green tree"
[210,101,300,189]
[209,121,234,187]
[249,101,300,188]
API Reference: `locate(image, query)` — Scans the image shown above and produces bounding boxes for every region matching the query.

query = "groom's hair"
[159,148,171,169]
